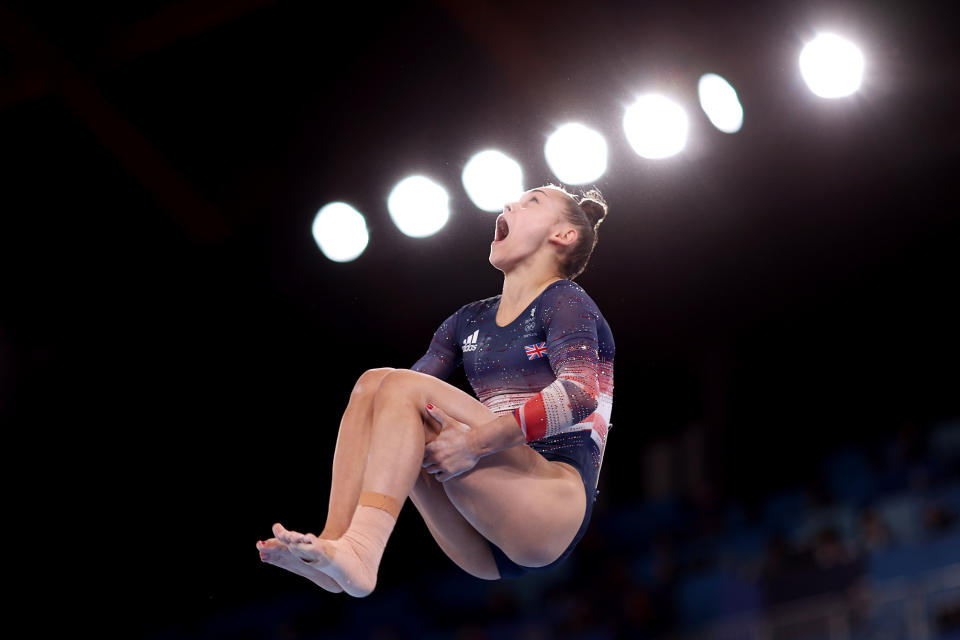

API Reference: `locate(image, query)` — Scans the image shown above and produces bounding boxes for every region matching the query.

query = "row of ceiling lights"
[312,32,866,262]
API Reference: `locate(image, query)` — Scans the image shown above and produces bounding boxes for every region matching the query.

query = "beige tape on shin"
[358,491,403,520]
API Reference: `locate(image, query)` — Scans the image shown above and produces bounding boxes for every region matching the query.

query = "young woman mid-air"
[258,185,615,597]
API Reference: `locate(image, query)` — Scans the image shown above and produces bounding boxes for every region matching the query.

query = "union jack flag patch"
[524,342,547,360]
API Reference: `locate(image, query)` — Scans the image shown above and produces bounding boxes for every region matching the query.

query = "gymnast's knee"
[374,368,420,399]
[352,367,395,397]
[506,548,556,569]
[501,536,568,568]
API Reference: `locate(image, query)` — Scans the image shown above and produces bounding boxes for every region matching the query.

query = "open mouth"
[494,215,510,242]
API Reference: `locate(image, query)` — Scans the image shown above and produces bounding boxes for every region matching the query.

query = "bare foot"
[257,537,344,593]
[272,522,379,598]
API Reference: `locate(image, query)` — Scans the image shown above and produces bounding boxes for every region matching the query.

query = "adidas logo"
[462,329,479,352]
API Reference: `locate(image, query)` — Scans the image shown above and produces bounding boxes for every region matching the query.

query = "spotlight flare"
[799,33,864,98]
[544,123,608,184]
[312,202,369,262]
[387,175,450,238]
[623,94,688,159]
[461,150,524,213]
[698,73,744,133]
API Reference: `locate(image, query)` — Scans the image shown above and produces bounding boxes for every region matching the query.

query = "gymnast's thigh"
[408,467,501,580]
[383,369,586,568]
[442,445,586,568]
[377,368,500,428]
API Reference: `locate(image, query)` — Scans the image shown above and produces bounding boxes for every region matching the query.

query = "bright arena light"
[544,123,608,184]
[698,73,744,133]
[623,94,688,159]
[311,202,369,263]
[461,149,524,212]
[387,175,450,237]
[799,33,864,98]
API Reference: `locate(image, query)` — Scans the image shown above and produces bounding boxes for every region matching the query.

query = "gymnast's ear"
[549,224,578,249]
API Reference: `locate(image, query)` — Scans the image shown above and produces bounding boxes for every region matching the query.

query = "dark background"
[1,0,957,636]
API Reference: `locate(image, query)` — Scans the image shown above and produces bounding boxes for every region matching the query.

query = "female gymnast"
[258,184,615,597]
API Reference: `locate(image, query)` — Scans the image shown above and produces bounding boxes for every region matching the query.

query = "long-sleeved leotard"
[411,280,614,481]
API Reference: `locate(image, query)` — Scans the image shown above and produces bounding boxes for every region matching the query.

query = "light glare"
[623,94,688,159]
[387,175,450,238]
[544,123,608,184]
[461,150,524,212]
[698,73,744,133]
[312,202,369,263]
[799,33,864,98]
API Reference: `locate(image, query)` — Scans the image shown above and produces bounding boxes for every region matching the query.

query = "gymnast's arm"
[410,308,462,380]
[411,308,529,456]
[472,292,602,456]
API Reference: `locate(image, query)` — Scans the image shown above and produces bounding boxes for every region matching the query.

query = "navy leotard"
[411,279,615,577]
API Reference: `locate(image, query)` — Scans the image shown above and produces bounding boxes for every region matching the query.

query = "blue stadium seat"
[718,525,768,563]
[926,529,960,568]
[677,568,722,629]
[632,549,656,586]
[868,545,916,581]
[677,568,761,629]
[929,481,960,514]
[878,492,924,546]
[790,503,858,548]
[822,448,877,506]
[868,532,960,582]
[718,571,762,617]
[929,419,960,463]
[676,535,719,569]
[762,489,809,535]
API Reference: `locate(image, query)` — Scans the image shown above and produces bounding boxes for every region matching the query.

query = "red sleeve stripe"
[517,394,547,441]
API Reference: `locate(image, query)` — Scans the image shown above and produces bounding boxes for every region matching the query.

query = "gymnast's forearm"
[469,413,527,457]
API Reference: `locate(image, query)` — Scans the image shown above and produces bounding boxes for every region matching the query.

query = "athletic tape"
[358,491,403,520]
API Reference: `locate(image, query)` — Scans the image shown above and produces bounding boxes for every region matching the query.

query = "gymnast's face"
[489,187,578,274]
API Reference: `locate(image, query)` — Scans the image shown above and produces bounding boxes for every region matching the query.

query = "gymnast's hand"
[422,403,479,483]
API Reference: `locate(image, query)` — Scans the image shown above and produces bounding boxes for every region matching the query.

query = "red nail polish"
[426,403,434,410]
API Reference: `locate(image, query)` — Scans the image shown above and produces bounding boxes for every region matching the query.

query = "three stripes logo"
[462,329,480,352]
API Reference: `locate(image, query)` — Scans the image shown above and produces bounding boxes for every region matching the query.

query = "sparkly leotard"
[412,279,615,576]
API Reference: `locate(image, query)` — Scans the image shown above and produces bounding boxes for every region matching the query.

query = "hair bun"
[578,189,608,230]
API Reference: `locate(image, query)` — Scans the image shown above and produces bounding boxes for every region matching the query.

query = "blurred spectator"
[880,419,931,493]
[679,423,708,499]
[218,415,959,639]
[759,527,865,608]
[857,506,893,554]
[923,502,957,535]
[812,526,853,568]
[689,478,725,537]
[643,438,678,500]
[650,532,679,587]
[934,599,960,637]
[758,532,794,581]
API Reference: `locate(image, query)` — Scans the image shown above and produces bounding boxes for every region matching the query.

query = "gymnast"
[258,184,615,596]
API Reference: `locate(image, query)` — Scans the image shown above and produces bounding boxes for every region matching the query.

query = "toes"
[289,537,332,566]
[272,523,304,545]
[259,537,285,549]
[257,536,344,593]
